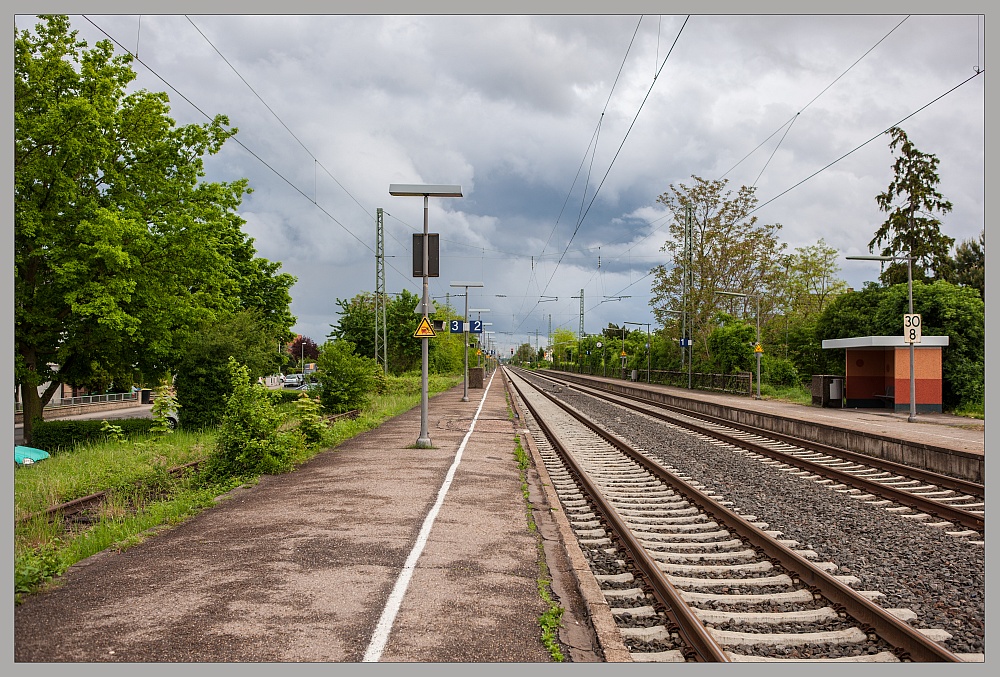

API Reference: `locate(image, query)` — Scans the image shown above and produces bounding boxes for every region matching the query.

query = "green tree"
[706,314,755,374]
[870,127,954,284]
[315,340,377,413]
[174,310,285,429]
[328,292,377,360]
[948,230,984,299]
[14,16,294,444]
[514,343,535,365]
[329,289,465,375]
[816,281,983,410]
[650,176,785,367]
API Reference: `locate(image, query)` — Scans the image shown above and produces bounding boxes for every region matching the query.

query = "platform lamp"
[390,184,463,448]
[846,253,917,422]
[469,308,490,369]
[450,281,483,402]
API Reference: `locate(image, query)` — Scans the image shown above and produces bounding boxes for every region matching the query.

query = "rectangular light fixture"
[389,184,463,197]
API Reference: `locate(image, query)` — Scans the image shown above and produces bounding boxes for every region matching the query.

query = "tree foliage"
[870,127,954,284]
[207,360,300,479]
[948,230,985,299]
[174,310,285,429]
[649,176,785,365]
[315,340,377,413]
[706,314,755,374]
[287,335,320,369]
[14,16,294,443]
[329,289,465,375]
[816,281,983,410]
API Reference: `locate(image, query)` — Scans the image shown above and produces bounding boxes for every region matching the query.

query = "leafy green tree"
[315,340,377,413]
[330,289,465,375]
[706,314,755,374]
[870,127,954,284]
[650,176,785,366]
[549,328,578,366]
[514,343,535,364]
[816,281,983,410]
[329,293,377,359]
[947,230,984,299]
[174,310,284,429]
[14,16,294,444]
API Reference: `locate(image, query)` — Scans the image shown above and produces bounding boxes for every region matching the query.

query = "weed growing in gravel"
[513,434,565,662]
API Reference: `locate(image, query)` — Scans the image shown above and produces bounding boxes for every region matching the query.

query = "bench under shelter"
[820,335,949,412]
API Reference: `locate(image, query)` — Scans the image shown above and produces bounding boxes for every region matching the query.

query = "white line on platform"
[362,369,496,662]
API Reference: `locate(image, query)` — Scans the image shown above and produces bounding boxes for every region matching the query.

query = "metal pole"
[418,195,431,447]
[646,324,650,383]
[462,287,469,402]
[755,295,761,400]
[907,252,916,422]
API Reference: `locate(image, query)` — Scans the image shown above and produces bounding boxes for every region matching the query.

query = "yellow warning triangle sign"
[414,316,436,338]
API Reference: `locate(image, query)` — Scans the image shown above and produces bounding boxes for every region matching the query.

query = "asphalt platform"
[14,370,612,663]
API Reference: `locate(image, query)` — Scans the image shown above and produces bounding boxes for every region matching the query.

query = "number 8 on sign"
[904,313,922,344]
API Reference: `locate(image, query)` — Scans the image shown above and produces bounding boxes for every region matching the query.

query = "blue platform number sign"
[450,320,463,333]
[470,320,483,334]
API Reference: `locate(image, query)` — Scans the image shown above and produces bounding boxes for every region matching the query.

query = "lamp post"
[450,281,483,402]
[716,291,761,399]
[390,184,463,448]
[846,253,917,422]
[470,308,490,370]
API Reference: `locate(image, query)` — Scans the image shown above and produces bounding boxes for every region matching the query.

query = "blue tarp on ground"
[15,445,50,466]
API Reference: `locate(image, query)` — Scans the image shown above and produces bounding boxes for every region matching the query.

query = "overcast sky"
[12,9,987,353]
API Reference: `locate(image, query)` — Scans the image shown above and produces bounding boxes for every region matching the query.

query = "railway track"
[532,369,984,538]
[505,367,975,662]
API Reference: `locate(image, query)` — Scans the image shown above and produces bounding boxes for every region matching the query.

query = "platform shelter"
[820,335,949,412]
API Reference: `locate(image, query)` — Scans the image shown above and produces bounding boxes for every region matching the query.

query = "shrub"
[294,394,327,445]
[269,389,303,405]
[31,418,157,452]
[762,354,801,387]
[150,384,179,434]
[316,340,377,413]
[207,359,297,478]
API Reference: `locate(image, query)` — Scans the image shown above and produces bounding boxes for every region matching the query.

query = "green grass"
[513,433,565,662]
[758,382,813,405]
[14,373,462,604]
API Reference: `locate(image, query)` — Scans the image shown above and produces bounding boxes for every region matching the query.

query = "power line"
[81,15,420,295]
[750,69,984,216]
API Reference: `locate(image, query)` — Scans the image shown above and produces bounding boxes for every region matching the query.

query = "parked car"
[283,374,304,387]
[15,445,50,467]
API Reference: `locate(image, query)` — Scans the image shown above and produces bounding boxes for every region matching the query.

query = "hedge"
[30,418,157,453]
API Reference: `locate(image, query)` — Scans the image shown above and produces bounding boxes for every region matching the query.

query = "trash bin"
[140,389,153,404]
[812,375,844,408]
[630,369,638,382]
[828,378,843,407]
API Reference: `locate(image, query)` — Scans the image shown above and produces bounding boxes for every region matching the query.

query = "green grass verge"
[513,433,565,662]
[14,373,462,604]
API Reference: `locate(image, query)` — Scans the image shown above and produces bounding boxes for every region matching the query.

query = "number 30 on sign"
[903,313,922,344]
